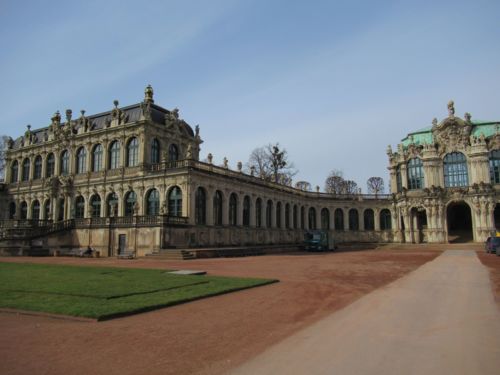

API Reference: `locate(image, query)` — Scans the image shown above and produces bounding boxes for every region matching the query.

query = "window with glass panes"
[489,150,500,184]
[92,144,103,172]
[407,158,424,190]
[444,152,468,187]
[109,141,120,169]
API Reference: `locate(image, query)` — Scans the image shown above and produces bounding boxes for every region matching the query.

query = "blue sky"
[1,0,499,192]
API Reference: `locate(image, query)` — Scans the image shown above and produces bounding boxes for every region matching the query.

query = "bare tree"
[246,143,297,184]
[295,180,312,191]
[367,177,385,197]
[325,170,359,195]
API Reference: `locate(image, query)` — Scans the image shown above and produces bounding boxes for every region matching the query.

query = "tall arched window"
[109,141,120,169]
[32,200,40,220]
[321,208,330,230]
[168,186,183,217]
[76,147,87,174]
[285,203,290,229]
[300,206,305,229]
[146,189,160,215]
[169,144,179,162]
[407,158,424,190]
[127,137,139,167]
[213,190,223,225]
[60,150,69,175]
[195,187,206,225]
[255,198,262,228]
[489,150,500,184]
[44,200,51,220]
[10,160,18,183]
[293,205,298,229]
[90,195,101,218]
[92,144,103,172]
[34,156,42,179]
[20,201,28,219]
[349,209,359,230]
[22,158,30,181]
[380,209,392,230]
[444,152,468,187]
[243,196,250,227]
[334,208,344,230]
[266,200,273,228]
[46,153,55,177]
[124,191,137,217]
[276,202,282,228]
[151,139,160,164]
[107,193,118,217]
[9,202,16,219]
[229,193,237,226]
[58,199,64,221]
[75,196,85,218]
[308,207,317,229]
[364,209,374,230]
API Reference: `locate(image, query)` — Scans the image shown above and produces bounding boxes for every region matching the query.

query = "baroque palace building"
[0,86,498,256]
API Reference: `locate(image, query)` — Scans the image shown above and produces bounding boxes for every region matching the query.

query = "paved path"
[230,250,500,375]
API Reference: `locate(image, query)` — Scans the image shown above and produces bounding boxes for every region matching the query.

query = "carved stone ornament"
[432,102,472,155]
[144,84,154,104]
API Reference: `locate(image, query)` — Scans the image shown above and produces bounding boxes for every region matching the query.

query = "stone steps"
[145,249,196,260]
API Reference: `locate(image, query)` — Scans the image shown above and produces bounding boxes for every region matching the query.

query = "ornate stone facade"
[387,101,500,243]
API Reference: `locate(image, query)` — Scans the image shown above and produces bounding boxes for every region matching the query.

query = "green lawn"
[0,263,277,320]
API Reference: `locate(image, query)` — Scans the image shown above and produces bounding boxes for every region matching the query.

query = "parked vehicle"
[484,236,500,254]
[303,230,336,251]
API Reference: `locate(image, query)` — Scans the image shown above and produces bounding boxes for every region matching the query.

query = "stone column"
[237,195,243,226]
[206,189,214,226]
[344,209,350,231]
[249,197,256,227]
[374,209,381,231]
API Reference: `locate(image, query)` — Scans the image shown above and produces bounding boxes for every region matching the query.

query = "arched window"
[293,205,298,229]
[46,153,55,177]
[124,191,137,217]
[9,202,16,219]
[300,206,305,229]
[90,195,101,218]
[380,209,392,230]
[75,196,85,218]
[334,208,344,230]
[109,141,120,169]
[213,190,223,225]
[92,144,103,172]
[107,193,118,217]
[195,187,206,225]
[146,189,160,215]
[20,201,28,219]
[349,209,359,230]
[407,158,424,190]
[32,200,40,220]
[243,196,250,227]
[321,208,330,230]
[168,186,183,217]
[34,156,42,179]
[255,198,262,228]
[444,152,468,187]
[285,203,290,229]
[266,200,273,228]
[151,139,160,164]
[489,150,500,184]
[229,193,237,226]
[22,158,30,181]
[60,150,69,175]
[364,209,375,230]
[308,207,317,229]
[57,199,64,221]
[169,144,179,162]
[76,147,86,174]
[127,137,139,167]
[276,202,282,228]
[44,200,51,220]
[396,165,402,192]
[10,160,18,183]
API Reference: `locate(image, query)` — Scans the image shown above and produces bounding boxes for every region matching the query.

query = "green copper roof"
[400,121,500,148]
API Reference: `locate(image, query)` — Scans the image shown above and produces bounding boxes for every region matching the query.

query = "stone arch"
[410,207,427,243]
[446,200,473,243]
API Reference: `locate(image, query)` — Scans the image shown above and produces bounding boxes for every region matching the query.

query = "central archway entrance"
[447,201,473,243]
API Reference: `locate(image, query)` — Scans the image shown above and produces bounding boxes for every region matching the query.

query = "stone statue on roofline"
[144,84,154,104]
[447,100,455,118]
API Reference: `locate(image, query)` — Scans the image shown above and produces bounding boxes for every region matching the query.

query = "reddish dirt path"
[477,251,500,304]
[0,249,438,375]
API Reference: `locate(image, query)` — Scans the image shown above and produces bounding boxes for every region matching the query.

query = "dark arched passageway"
[447,202,473,243]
